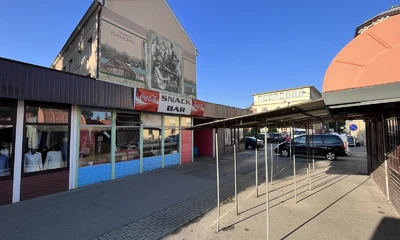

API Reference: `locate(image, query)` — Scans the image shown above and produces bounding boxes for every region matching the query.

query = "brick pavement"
[93,156,290,240]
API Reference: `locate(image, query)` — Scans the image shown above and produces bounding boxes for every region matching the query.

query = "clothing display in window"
[0,153,9,176]
[24,150,43,173]
[43,151,64,170]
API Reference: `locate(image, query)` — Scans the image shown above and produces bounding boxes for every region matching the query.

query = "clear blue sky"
[0,0,398,108]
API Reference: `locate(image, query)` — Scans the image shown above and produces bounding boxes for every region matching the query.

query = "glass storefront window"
[0,107,12,121]
[24,105,69,173]
[181,117,192,129]
[25,106,69,123]
[79,109,111,167]
[164,116,179,155]
[143,114,162,158]
[115,112,140,162]
[0,125,13,177]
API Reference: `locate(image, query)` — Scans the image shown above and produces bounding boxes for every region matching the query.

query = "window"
[68,59,73,72]
[323,135,342,144]
[292,90,297,98]
[24,105,69,173]
[274,93,278,100]
[225,128,232,146]
[311,135,323,145]
[294,135,306,144]
[258,96,262,102]
[115,112,140,162]
[79,109,111,167]
[269,94,273,101]
[143,114,162,158]
[263,95,267,102]
[299,90,304,97]
[164,116,179,155]
[87,37,93,57]
[0,105,14,177]
[286,92,290,99]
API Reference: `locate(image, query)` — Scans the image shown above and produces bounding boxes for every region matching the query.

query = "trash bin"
[194,147,198,157]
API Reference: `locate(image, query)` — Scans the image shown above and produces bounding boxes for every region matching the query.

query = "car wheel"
[247,145,253,150]
[280,149,289,157]
[325,151,337,161]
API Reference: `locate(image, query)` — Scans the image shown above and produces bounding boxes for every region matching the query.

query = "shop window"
[24,105,69,173]
[115,112,140,162]
[143,114,162,158]
[0,105,14,177]
[225,128,232,146]
[79,109,111,167]
[164,116,179,155]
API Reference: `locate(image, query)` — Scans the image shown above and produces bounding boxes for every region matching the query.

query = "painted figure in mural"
[150,34,182,94]
[153,60,169,90]
[151,37,162,61]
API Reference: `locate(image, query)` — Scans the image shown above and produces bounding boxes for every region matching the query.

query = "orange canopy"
[323,14,400,93]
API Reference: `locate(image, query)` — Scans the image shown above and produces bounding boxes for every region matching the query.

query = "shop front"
[0,98,16,205]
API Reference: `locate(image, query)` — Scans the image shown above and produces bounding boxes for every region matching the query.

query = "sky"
[0,0,398,109]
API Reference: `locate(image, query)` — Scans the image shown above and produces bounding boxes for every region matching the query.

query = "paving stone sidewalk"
[94,155,293,240]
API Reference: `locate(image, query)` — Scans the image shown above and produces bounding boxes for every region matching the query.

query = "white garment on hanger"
[44,151,64,170]
[24,152,43,173]
[26,126,38,149]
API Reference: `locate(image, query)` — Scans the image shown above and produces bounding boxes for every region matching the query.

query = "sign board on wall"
[134,88,204,116]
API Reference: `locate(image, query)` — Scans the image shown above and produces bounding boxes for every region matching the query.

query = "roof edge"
[163,0,198,55]
[50,1,102,68]
[252,85,322,96]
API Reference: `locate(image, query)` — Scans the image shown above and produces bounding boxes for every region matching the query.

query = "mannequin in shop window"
[0,148,10,176]
[43,144,65,170]
[24,149,43,173]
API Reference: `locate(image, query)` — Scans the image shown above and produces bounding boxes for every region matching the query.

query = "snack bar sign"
[134,88,205,116]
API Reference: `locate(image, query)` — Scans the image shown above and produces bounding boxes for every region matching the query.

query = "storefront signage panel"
[134,88,204,116]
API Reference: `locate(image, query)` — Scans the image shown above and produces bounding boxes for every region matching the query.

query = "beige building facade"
[252,86,322,114]
[51,0,198,99]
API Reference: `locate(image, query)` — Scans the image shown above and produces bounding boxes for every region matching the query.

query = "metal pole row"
[234,136,238,215]
[215,130,220,233]
[264,122,270,240]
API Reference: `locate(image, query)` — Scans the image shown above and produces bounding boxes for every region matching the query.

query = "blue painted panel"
[164,153,180,167]
[116,160,140,179]
[143,156,162,172]
[78,163,112,187]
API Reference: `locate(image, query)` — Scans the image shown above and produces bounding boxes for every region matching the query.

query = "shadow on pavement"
[280,177,369,239]
[370,217,400,240]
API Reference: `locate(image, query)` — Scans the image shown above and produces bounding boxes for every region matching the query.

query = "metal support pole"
[382,114,390,201]
[293,122,297,204]
[270,142,273,185]
[313,125,315,170]
[264,124,270,240]
[234,142,238,215]
[309,163,312,191]
[290,126,292,167]
[215,130,220,233]
[255,138,259,197]
[276,126,279,178]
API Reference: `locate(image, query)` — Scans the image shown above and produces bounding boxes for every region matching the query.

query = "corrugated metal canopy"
[189,99,371,129]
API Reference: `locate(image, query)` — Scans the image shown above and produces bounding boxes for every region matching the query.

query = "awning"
[323,14,400,106]
[188,99,374,130]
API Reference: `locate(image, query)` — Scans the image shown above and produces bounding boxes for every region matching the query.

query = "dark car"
[245,137,264,150]
[271,133,285,143]
[257,133,271,143]
[274,134,350,160]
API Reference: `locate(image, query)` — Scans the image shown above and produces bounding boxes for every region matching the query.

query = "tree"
[81,110,94,120]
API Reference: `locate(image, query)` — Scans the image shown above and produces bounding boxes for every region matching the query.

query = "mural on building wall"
[148,30,183,95]
[100,20,147,87]
[184,77,196,98]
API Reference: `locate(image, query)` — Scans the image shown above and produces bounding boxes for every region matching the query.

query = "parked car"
[271,133,285,143]
[245,137,264,150]
[347,135,360,147]
[274,134,351,160]
[257,133,271,143]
